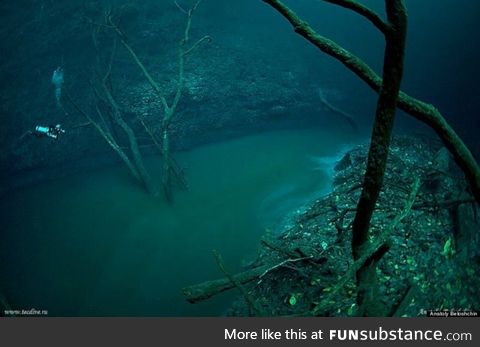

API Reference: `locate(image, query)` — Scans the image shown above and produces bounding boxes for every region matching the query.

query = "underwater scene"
[0,0,479,317]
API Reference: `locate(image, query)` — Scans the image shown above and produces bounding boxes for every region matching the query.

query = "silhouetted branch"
[263,0,480,204]
[65,91,142,181]
[105,2,209,202]
[390,284,418,317]
[322,0,390,34]
[318,89,358,132]
[213,250,267,316]
[183,264,270,303]
[312,177,421,316]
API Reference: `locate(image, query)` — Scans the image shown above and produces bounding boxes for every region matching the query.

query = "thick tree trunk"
[103,87,156,196]
[262,0,480,204]
[352,0,407,257]
[116,115,156,196]
[183,265,270,303]
[108,4,206,202]
[351,0,407,316]
[65,92,142,184]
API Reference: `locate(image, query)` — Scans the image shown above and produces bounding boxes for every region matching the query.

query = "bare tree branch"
[312,177,421,316]
[107,15,170,112]
[213,250,267,316]
[318,89,358,132]
[321,0,390,34]
[262,0,480,204]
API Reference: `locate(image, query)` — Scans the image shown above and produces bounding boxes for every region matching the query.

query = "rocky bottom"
[184,135,480,316]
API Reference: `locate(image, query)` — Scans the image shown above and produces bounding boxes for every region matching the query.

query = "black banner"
[0,318,477,346]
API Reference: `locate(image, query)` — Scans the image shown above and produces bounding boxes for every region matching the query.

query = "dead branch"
[318,89,358,132]
[390,283,418,317]
[139,119,188,190]
[91,27,156,195]
[349,0,407,264]
[261,238,302,258]
[65,91,141,181]
[183,35,212,56]
[106,2,209,202]
[321,0,390,34]
[71,121,93,129]
[258,256,313,280]
[413,196,475,210]
[213,250,267,316]
[184,243,318,305]
[311,177,421,315]
[182,264,270,303]
[263,0,480,204]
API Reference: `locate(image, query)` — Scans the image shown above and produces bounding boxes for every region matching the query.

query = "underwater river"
[0,128,356,316]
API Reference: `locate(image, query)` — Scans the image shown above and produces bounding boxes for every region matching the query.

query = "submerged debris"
[184,136,480,316]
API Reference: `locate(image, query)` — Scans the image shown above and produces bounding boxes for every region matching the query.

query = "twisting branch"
[183,264,270,303]
[213,250,268,316]
[258,256,313,280]
[140,118,189,190]
[183,35,212,56]
[318,89,358,132]
[311,178,421,316]
[350,0,407,316]
[321,0,390,34]
[384,178,421,233]
[65,91,141,181]
[92,26,156,195]
[413,196,475,210]
[70,121,93,129]
[170,0,204,114]
[107,14,169,111]
[262,0,480,204]
[351,0,408,258]
[174,1,189,15]
[101,77,156,195]
[311,243,390,316]
[106,1,209,202]
[390,284,418,317]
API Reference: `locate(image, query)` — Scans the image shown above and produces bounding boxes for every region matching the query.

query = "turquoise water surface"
[0,128,355,316]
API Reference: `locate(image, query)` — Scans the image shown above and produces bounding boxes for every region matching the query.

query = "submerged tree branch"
[183,264,270,303]
[107,15,169,112]
[311,178,421,316]
[65,91,141,181]
[318,89,358,132]
[321,0,390,34]
[213,250,267,316]
[262,0,480,204]
[351,0,407,258]
[106,2,208,202]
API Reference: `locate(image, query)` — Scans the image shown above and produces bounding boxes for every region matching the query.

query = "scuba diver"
[17,124,65,143]
[52,66,64,108]
[33,124,65,139]
[18,67,68,142]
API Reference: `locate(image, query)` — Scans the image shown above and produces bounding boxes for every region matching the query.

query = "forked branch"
[262,0,480,204]
[321,0,390,34]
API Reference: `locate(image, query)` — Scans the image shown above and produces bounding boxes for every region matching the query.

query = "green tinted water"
[0,128,355,316]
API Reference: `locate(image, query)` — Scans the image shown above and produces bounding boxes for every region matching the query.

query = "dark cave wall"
[1,0,480,192]
[0,0,366,191]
